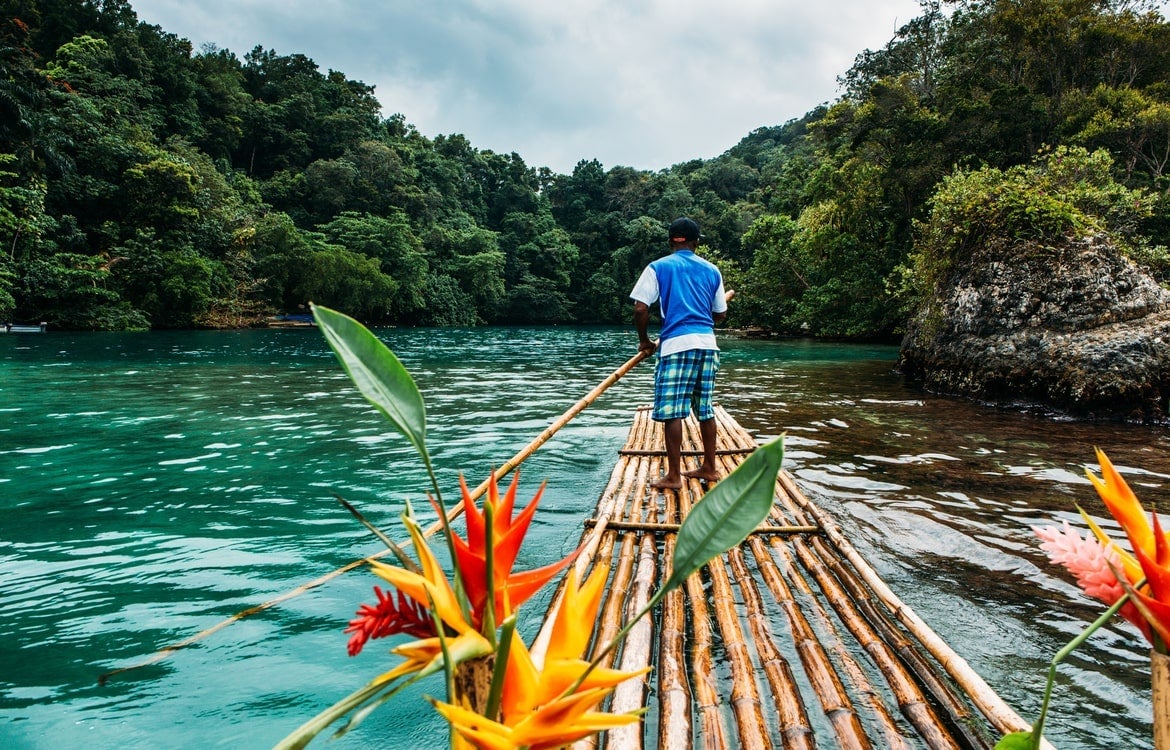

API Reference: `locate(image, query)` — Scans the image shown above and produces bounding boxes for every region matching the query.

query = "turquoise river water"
[2,326,1169,749]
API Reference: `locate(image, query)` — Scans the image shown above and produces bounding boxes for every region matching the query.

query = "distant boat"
[266,313,315,328]
[3,322,47,334]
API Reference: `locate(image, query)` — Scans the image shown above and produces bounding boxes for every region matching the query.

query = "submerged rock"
[897,233,1170,421]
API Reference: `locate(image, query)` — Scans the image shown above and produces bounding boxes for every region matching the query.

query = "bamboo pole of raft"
[546,420,654,750]
[606,526,658,749]
[714,409,1037,747]
[529,418,653,666]
[773,469,1051,747]
[676,488,730,748]
[707,475,872,749]
[715,413,966,747]
[717,410,1046,748]
[726,545,819,750]
[674,461,772,750]
[530,454,634,668]
[683,411,781,744]
[539,404,1038,749]
[100,350,650,684]
[706,441,874,750]
[573,432,658,750]
[753,530,911,750]
[589,492,642,665]
[791,529,963,748]
[657,492,693,750]
[713,411,896,747]
[806,527,981,739]
[584,520,820,535]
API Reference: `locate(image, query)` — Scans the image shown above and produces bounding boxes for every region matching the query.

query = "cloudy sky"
[130,0,927,174]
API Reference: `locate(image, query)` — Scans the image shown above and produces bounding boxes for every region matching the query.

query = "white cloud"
[131,0,927,173]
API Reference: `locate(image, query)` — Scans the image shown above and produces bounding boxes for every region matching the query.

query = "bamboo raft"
[530,405,1042,750]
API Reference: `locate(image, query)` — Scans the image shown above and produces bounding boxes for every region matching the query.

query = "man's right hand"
[638,339,657,356]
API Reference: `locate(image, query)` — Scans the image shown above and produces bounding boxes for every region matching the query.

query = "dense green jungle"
[2,0,1169,336]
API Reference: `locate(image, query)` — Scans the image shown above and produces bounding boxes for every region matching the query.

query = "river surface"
[2,326,1168,749]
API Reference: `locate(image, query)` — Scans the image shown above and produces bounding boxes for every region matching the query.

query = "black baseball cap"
[668,217,700,242]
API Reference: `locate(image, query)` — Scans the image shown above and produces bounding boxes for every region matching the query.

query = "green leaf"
[312,303,428,461]
[273,669,416,750]
[659,437,784,596]
[994,731,1036,750]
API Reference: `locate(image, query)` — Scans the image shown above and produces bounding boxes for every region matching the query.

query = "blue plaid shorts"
[653,349,719,422]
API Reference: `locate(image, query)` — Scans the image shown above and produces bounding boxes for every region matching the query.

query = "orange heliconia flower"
[448,472,579,629]
[1086,449,1170,647]
[433,563,647,750]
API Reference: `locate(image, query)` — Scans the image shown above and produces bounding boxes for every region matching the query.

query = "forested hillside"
[2,0,1168,334]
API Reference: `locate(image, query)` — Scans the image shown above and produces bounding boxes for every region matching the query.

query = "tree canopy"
[1,0,1167,334]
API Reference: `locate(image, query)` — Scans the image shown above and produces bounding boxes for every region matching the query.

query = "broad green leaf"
[660,437,784,595]
[994,731,1036,750]
[312,304,428,461]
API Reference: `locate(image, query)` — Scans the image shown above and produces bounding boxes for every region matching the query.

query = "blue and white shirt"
[630,250,727,357]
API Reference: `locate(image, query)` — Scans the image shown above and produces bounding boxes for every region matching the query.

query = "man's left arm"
[634,300,657,355]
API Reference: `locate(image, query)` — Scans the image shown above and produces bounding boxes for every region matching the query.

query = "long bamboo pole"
[657,493,693,750]
[100,349,650,684]
[714,408,886,748]
[607,530,658,749]
[676,476,772,750]
[715,407,1026,748]
[775,470,1051,747]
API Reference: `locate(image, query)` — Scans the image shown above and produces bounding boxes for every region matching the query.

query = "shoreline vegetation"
[3,0,1170,417]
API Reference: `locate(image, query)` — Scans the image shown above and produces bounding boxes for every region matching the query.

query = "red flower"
[344,585,434,656]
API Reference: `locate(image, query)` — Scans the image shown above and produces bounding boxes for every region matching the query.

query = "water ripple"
[2,328,1167,749]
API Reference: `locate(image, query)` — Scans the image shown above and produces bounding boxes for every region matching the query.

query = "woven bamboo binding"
[530,405,1049,750]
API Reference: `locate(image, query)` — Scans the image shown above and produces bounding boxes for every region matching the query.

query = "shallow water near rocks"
[2,327,1167,749]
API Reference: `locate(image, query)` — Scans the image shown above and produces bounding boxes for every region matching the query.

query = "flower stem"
[1029,592,1131,749]
[483,501,497,646]
[484,617,516,721]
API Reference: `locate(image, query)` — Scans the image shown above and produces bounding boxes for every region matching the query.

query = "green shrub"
[905,146,1156,304]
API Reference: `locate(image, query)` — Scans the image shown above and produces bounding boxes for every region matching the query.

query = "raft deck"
[531,405,1038,750]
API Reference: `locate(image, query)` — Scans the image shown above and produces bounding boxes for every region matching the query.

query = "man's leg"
[682,349,720,483]
[683,417,720,483]
[650,418,684,489]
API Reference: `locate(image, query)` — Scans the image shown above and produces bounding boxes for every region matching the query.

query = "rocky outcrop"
[897,233,1170,422]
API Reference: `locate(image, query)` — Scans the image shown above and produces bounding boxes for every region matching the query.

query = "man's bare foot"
[683,468,721,484]
[650,475,684,490]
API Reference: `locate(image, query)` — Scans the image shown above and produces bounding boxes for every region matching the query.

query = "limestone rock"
[897,233,1170,421]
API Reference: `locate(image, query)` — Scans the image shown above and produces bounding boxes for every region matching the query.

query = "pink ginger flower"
[1034,521,1151,640]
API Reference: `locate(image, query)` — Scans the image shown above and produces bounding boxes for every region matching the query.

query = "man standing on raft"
[631,217,734,490]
